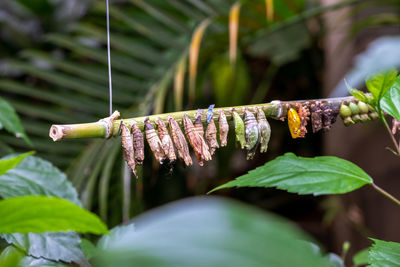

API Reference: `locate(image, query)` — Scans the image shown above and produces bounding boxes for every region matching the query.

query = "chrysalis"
[194,110,204,137]
[131,122,144,165]
[121,123,138,178]
[232,109,246,149]
[310,102,323,133]
[155,119,176,162]
[321,102,339,131]
[182,115,211,166]
[218,110,229,147]
[295,103,310,138]
[287,107,301,139]
[207,104,215,123]
[256,107,271,153]
[168,117,193,166]
[205,118,219,155]
[244,110,260,160]
[144,118,166,164]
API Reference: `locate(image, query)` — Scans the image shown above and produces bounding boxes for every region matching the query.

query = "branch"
[49,95,376,141]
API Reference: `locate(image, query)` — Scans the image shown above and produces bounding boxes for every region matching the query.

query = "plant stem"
[372,183,400,207]
[49,95,363,141]
[381,115,400,154]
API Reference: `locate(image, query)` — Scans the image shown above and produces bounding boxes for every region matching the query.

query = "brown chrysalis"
[205,118,219,155]
[144,118,166,164]
[310,102,323,133]
[168,117,193,166]
[321,102,339,131]
[131,122,144,165]
[295,103,310,138]
[182,114,211,166]
[155,119,176,162]
[193,111,204,137]
[218,110,229,147]
[121,123,138,178]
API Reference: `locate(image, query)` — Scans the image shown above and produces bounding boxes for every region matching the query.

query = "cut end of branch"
[49,125,65,142]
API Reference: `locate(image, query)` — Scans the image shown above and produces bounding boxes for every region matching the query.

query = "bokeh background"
[1,0,400,263]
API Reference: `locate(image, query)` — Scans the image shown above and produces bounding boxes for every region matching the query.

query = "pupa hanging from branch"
[256,107,271,153]
[232,108,246,149]
[206,118,219,155]
[183,114,211,166]
[155,119,176,163]
[244,109,260,160]
[121,123,138,178]
[194,110,205,137]
[131,122,144,165]
[144,118,166,164]
[219,110,229,147]
[168,117,193,166]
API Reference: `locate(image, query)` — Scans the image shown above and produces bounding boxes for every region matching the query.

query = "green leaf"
[19,256,68,267]
[381,75,400,121]
[368,238,400,266]
[346,79,369,103]
[80,238,98,260]
[2,232,87,265]
[365,69,398,105]
[0,151,34,176]
[0,246,24,267]
[95,197,329,267]
[0,155,86,264]
[210,153,373,195]
[353,248,369,266]
[0,196,108,234]
[0,155,80,205]
[0,97,31,146]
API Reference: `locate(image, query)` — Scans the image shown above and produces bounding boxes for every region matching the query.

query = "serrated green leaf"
[365,69,398,105]
[2,232,86,265]
[381,75,400,121]
[96,197,329,267]
[0,97,31,146]
[210,153,373,195]
[19,256,68,267]
[353,248,369,266]
[0,246,24,267]
[0,196,108,234]
[368,238,400,266]
[0,151,34,176]
[0,155,80,205]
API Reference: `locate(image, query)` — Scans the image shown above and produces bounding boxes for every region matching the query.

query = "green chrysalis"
[232,109,246,149]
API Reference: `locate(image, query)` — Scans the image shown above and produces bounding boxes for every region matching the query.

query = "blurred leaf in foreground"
[95,197,329,267]
[368,238,400,266]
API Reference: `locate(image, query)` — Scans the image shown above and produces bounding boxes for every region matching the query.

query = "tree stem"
[372,183,400,207]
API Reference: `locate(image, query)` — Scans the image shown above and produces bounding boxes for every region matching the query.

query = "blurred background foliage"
[0,0,399,261]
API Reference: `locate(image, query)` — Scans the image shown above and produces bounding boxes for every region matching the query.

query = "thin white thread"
[106,0,113,115]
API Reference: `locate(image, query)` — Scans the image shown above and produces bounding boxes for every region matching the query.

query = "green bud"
[358,101,369,114]
[366,94,374,103]
[360,114,371,122]
[343,116,355,126]
[368,112,379,120]
[367,104,375,112]
[349,102,360,115]
[352,114,361,122]
[232,110,246,149]
[340,104,352,118]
